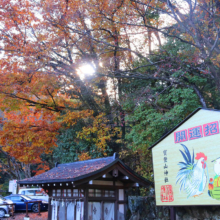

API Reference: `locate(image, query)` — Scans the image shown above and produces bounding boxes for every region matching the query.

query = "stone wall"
[128,196,170,220]
[176,206,220,220]
[128,196,220,220]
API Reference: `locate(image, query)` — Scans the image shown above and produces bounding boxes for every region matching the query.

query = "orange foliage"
[78,152,91,161]
[77,113,121,155]
[0,107,61,165]
[33,163,50,176]
[0,0,165,174]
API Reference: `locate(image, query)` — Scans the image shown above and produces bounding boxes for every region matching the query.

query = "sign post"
[170,207,176,220]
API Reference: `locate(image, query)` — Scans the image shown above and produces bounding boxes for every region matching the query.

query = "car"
[0,195,14,217]
[18,188,49,202]
[4,194,48,213]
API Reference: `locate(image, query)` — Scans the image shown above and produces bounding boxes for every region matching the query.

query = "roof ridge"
[57,155,114,167]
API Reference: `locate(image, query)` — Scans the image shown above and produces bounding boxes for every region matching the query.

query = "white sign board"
[9,180,17,194]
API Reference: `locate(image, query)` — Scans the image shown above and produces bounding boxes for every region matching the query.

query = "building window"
[57,189,61,197]
[88,189,94,197]
[73,189,78,197]
[52,189,56,197]
[51,189,85,198]
[89,189,115,198]
[95,189,101,197]
[67,189,71,197]
[104,190,115,197]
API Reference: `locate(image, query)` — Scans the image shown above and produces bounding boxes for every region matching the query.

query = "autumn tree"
[0,0,219,179]
[0,0,129,174]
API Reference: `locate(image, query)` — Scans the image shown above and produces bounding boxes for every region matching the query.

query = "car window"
[25,190,35,196]
[11,196,22,201]
[21,195,32,201]
[20,191,25,195]
[35,190,43,196]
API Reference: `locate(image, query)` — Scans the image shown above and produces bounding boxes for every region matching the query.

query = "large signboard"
[152,109,220,206]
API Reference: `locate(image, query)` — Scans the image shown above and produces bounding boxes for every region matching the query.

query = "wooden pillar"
[101,201,104,220]
[38,201,41,216]
[48,195,52,220]
[25,202,29,217]
[170,207,176,220]
[11,204,15,219]
[115,188,118,220]
[74,199,76,220]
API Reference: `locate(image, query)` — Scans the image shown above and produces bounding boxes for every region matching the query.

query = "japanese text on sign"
[174,121,219,144]
[163,150,168,183]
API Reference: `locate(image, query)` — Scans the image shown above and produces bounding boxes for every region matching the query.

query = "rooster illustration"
[176,144,207,198]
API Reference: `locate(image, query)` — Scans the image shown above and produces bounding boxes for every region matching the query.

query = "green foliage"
[126,87,200,150]
[119,38,214,180]
[0,182,10,197]
[54,120,112,163]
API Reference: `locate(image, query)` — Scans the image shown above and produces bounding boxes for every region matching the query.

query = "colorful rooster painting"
[208,157,220,200]
[176,144,207,198]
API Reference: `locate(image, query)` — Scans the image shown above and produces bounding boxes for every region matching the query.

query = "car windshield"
[22,195,32,201]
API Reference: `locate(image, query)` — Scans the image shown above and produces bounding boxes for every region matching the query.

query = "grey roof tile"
[20,156,114,183]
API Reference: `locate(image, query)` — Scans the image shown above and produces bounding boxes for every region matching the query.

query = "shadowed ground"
[2,212,48,220]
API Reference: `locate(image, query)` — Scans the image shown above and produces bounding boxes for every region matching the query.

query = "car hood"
[5,199,13,204]
[0,199,13,205]
[28,199,47,203]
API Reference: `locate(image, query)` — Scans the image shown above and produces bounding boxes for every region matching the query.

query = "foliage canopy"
[0,0,219,180]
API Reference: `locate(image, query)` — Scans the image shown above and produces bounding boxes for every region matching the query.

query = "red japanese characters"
[161,185,174,202]
[174,121,220,144]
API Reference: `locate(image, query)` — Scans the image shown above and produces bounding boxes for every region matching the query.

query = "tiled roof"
[19,156,115,184]
[18,154,153,187]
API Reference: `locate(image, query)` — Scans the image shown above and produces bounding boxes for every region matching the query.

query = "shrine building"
[18,153,152,220]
